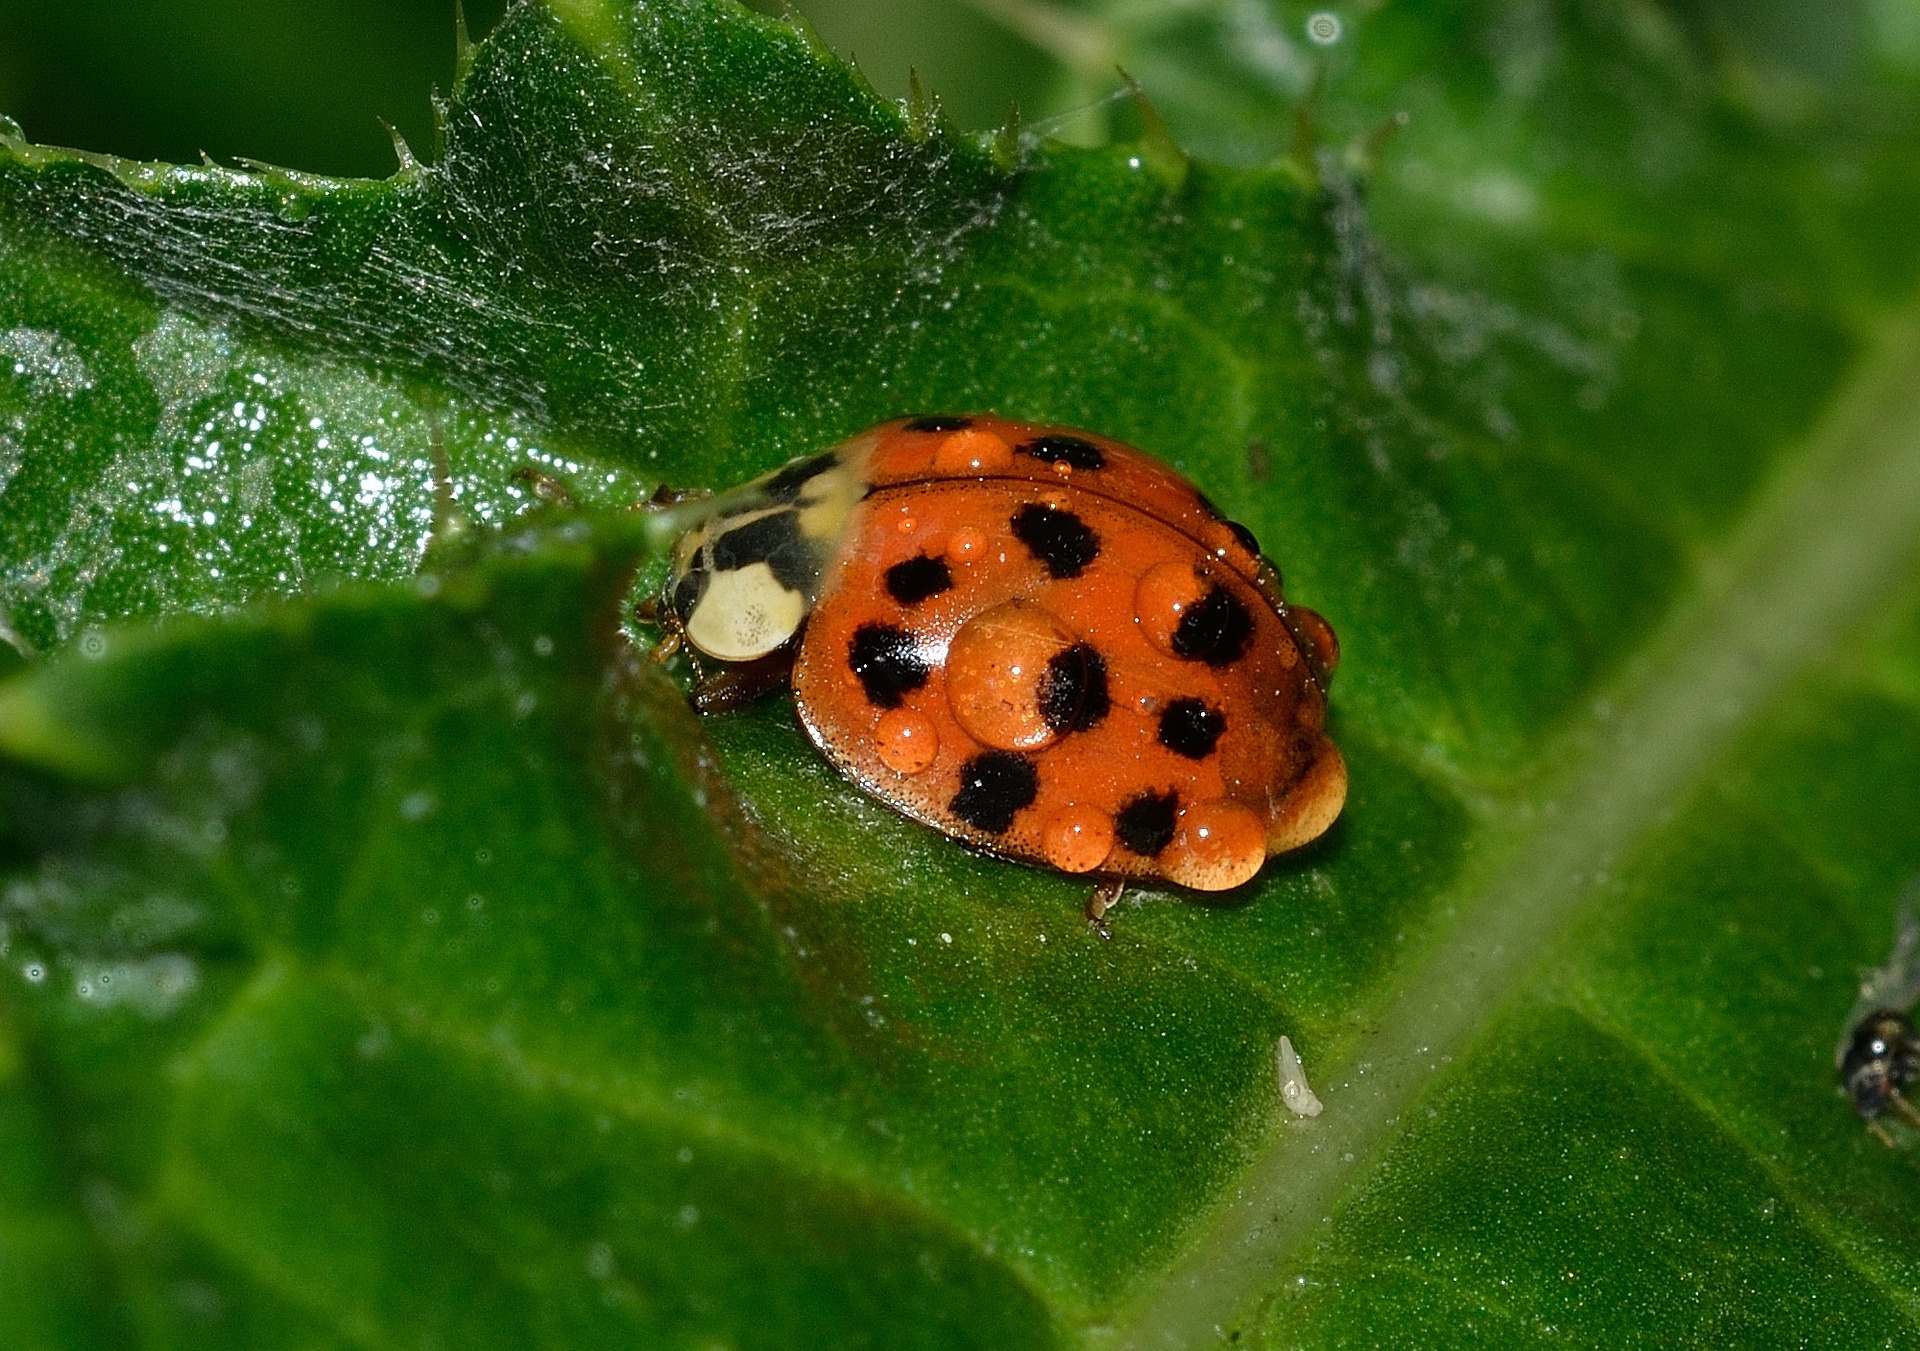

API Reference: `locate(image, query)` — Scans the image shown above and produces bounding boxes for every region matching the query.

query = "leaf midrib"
[1113,300,1920,1347]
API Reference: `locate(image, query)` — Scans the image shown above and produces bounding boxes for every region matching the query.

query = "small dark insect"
[1838,881,1920,1146]
[1840,1010,1920,1145]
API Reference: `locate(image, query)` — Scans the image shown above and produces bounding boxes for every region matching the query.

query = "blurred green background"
[0,0,1059,173]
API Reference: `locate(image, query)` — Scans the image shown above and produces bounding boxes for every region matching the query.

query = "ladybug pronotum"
[647,414,1346,913]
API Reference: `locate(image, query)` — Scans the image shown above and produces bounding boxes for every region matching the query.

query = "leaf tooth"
[778,1,835,60]
[453,0,476,83]
[380,119,421,176]
[905,66,939,142]
[1118,67,1188,193]
[430,90,450,162]
[843,53,882,101]
[992,101,1024,171]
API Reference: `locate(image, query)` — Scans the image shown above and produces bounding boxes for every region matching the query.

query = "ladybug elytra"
[647,415,1346,909]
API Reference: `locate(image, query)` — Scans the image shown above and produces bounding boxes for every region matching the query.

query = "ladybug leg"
[1891,1089,1920,1127]
[688,644,797,715]
[511,465,578,508]
[1086,878,1125,939]
[649,482,711,507]
[1869,1117,1898,1147]
[631,596,685,663]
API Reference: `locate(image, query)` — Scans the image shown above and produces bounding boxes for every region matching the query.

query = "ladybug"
[646,414,1346,920]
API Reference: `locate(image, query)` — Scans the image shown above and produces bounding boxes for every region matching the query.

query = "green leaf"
[3,0,1920,1345]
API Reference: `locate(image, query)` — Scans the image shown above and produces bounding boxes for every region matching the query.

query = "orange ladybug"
[648,415,1345,921]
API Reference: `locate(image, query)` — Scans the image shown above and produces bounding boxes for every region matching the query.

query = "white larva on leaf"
[1277,1035,1324,1117]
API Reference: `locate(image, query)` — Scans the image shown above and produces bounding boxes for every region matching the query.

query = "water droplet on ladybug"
[873,707,938,774]
[1135,560,1208,657]
[945,600,1076,751]
[1164,798,1266,890]
[945,527,988,565]
[1042,804,1114,873]
[932,428,1013,474]
[1288,604,1341,677]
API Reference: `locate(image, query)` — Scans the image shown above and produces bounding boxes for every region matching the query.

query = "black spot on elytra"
[884,554,953,605]
[1018,434,1106,471]
[710,511,812,592]
[848,623,929,708]
[762,451,837,502]
[1196,493,1263,557]
[1115,790,1179,857]
[905,415,973,433]
[949,751,1039,834]
[1038,642,1110,734]
[669,567,708,623]
[1158,698,1226,759]
[1011,504,1099,579]
[1173,584,1255,667]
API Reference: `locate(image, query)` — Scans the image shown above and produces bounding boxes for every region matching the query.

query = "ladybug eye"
[670,568,708,623]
